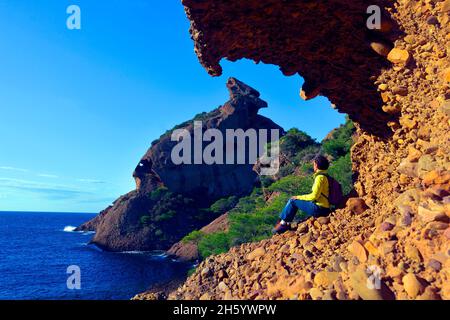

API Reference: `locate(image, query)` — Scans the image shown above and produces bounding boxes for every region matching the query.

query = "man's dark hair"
[313,155,330,170]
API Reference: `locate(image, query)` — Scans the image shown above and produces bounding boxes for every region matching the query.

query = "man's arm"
[293,175,325,201]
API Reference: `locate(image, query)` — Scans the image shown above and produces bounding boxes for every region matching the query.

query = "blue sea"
[0,211,189,300]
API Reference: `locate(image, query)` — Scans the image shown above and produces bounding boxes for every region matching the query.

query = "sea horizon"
[0,210,97,215]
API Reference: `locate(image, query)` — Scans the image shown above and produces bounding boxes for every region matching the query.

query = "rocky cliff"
[77,78,284,252]
[133,78,282,202]
[164,0,450,300]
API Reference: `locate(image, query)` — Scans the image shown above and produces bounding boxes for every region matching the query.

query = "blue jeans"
[280,199,329,223]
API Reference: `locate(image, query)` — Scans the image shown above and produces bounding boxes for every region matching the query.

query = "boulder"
[398,159,418,177]
[348,241,368,263]
[418,155,439,178]
[387,48,411,64]
[346,198,369,215]
[370,42,392,57]
[405,244,422,262]
[314,271,340,287]
[418,202,447,223]
[247,248,266,261]
[402,273,424,299]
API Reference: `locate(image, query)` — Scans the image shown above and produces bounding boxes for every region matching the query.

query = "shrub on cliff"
[140,215,152,226]
[328,153,353,195]
[231,188,264,214]
[290,144,322,165]
[139,186,211,247]
[146,187,196,220]
[209,196,239,215]
[280,128,318,158]
[299,162,314,175]
[322,119,355,159]
[228,194,289,244]
[267,175,314,195]
[322,119,355,195]
[198,232,231,258]
[149,187,170,201]
[182,230,205,244]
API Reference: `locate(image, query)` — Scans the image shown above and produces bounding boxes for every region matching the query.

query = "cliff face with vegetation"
[77,78,284,252]
[164,0,450,300]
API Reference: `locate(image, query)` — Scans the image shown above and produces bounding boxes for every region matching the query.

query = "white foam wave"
[63,226,77,232]
[120,250,146,254]
[118,250,169,258]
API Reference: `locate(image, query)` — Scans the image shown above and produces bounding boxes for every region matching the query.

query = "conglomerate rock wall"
[166,0,450,300]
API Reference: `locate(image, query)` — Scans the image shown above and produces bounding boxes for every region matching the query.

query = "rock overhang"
[182,0,404,136]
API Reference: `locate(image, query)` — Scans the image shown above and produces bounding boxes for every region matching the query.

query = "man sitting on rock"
[272,155,331,234]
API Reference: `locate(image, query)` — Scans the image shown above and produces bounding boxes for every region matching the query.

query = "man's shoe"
[271,222,290,234]
[271,220,281,234]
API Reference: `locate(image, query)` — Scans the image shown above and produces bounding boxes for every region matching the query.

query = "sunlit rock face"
[165,0,450,300]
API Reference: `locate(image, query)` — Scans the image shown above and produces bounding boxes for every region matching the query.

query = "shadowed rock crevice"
[183,0,404,136]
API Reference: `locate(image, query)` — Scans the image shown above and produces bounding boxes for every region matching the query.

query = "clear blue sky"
[0,1,345,213]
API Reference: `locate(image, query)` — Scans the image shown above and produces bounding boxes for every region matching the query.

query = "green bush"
[147,187,198,223]
[328,153,353,195]
[198,232,231,258]
[290,145,321,165]
[182,230,205,244]
[149,186,169,202]
[322,139,349,159]
[280,128,318,157]
[278,163,296,177]
[259,175,275,188]
[187,266,197,277]
[210,196,239,214]
[267,175,313,195]
[322,120,355,159]
[298,162,314,175]
[154,210,176,222]
[196,175,314,253]
[232,195,258,214]
[228,212,277,246]
[140,215,152,226]
[230,194,289,239]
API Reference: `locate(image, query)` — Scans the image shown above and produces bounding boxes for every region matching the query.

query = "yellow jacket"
[294,170,330,208]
